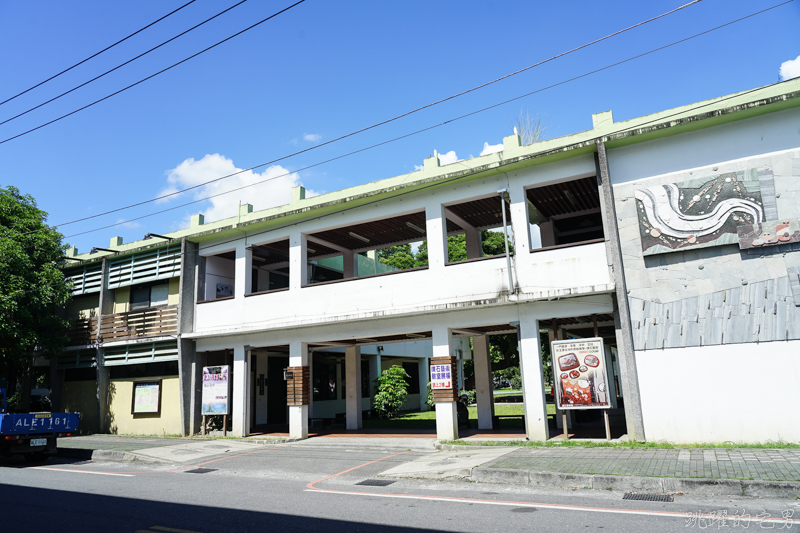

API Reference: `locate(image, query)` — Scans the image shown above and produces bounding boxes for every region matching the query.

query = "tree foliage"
[372,365,411,419]
[378,230,513,268]
[0,186,71,403]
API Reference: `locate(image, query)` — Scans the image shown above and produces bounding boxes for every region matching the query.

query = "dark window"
[130,286,151,311]
[361,361,370,398]
[64,367,97,382]
[402,362,420,394]
[109,361,178,379]
[313,359,337,401]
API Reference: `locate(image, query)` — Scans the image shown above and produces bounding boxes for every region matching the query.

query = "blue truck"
[0,388,80,462]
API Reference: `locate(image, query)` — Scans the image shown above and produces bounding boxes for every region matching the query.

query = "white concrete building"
[56,79,800,444]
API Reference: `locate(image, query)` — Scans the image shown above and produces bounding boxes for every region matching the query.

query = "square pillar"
[518,315,549,441]
[232,345,250,437]
[235,243,252,298]
[343,252,356,279]
[289,230,308,290]
[424,203,447,270]
[435,402,458,441]
[189,350,207,436]
[473,335,495,430]
[177,338,196,436]
[507,182,532,253]
[418,357,430,412]
[96,363,110,433]
[368,354,382,397]
[464,228,482,259]
[288,341,309,439]
[345,346,362,429]
[432,326,458,441]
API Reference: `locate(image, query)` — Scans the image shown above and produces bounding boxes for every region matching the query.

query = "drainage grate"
[184,468,217,474]
[356,479,395,487]
[623,493,673,502]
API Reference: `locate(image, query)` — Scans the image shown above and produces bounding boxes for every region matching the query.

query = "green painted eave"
[71,78,800,260]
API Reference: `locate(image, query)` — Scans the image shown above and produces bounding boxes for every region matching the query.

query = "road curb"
[471,467,800,499]
[90,449,171,464]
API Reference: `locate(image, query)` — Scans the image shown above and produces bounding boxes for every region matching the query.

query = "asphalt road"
[2,444,799,532]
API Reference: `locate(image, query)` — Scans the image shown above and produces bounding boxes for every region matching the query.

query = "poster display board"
[131,380,162,415]
[202,365,230,415]
[551,337,610,410]
[430,363,453,390]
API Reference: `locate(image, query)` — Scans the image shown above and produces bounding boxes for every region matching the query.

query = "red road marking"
[306,452,800,526]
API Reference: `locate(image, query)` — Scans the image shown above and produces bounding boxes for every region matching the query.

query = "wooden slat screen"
[99,305,178,342]
[67,317,98,346]
[286,366,310,406]
[431,356,459,402]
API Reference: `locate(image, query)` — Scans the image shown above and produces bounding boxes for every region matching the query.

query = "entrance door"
[267,357,289,425]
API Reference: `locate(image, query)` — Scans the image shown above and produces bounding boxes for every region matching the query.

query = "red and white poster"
[551,338,610,410]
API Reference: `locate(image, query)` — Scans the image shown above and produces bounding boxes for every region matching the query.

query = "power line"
[0,0,250,127]
[58,0,791,240]
[3,76,789,302]
[0,0,199,107]
[0,0,698,172]
[0,0,307,146]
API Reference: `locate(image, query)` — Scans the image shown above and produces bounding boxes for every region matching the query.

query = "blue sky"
[0,0,798,253]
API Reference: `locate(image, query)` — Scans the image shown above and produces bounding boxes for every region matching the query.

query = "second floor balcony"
[98,305,178,342]
[67,317,98,346]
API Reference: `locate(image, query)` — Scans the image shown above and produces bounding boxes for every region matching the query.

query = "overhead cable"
[0,0,199,107]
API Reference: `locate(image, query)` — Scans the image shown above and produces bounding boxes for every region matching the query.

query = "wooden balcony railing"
[67,317,98,346]
[99,305,178,342]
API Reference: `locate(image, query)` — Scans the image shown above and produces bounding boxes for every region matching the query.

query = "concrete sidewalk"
[438,444,800,499]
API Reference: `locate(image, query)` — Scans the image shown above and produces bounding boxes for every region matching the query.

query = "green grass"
[362,403,554,429]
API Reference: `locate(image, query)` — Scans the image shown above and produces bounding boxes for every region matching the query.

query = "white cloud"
[438,150,459,165]
[303,133,321,142]
[780,54,800,80]
[480,142,504,156]
[157,153,318,225]
[414,164,424,172]
[115,218,141,229]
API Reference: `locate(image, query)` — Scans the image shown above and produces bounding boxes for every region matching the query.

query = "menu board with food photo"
[551,337,610,410]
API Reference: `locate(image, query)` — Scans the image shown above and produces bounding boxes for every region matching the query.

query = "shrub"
[425,382,434,409]
[373,366,411,419]
[462,389,477,405]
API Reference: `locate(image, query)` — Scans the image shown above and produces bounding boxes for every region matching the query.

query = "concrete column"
[289,341,309,439]
[418,357,429,412]
[96,364,110,433]
[177,238,198,436]
[464,228,482,259]
[368,354,381,398]
[507,182,532,253]
[289,230,308,290]
[232,344,250,437]
[518,314,549,442]
[343,252,355,279]
[432,325,458,440]
[424,202,447,270]
[189,350,207,436]
[235,243,252,298]
[345,346,362,430]
[96,258,112,433]
[472,335,494,430]
[596,142,645,441]
[435,402,458,441]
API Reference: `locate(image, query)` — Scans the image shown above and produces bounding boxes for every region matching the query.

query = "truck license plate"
[30,438,47,447]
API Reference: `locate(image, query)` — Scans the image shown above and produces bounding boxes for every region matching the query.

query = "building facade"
[54,79,800,443]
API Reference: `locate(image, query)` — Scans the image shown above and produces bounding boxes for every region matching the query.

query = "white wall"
[636,341,800,444]
[205,255,236,300]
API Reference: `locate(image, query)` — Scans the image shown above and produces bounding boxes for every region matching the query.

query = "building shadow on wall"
[0,483,440,533]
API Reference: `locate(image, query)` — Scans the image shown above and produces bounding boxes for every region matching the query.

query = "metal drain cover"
[184,468,217,474]
[356,479,395,487]
[623,493,673,502]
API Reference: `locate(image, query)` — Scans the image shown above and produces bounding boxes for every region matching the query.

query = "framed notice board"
[131,379,162,415]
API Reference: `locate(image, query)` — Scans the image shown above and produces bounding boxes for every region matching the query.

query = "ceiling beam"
[307,235,352,255]
[443,207,477,232]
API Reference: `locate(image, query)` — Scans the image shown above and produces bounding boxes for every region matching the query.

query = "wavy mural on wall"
[635,171,766,255]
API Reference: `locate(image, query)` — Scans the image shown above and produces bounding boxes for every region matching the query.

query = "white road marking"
[34,467,134,477]
[305,488,800,526]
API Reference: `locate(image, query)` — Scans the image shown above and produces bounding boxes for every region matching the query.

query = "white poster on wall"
[202,365,230,415]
